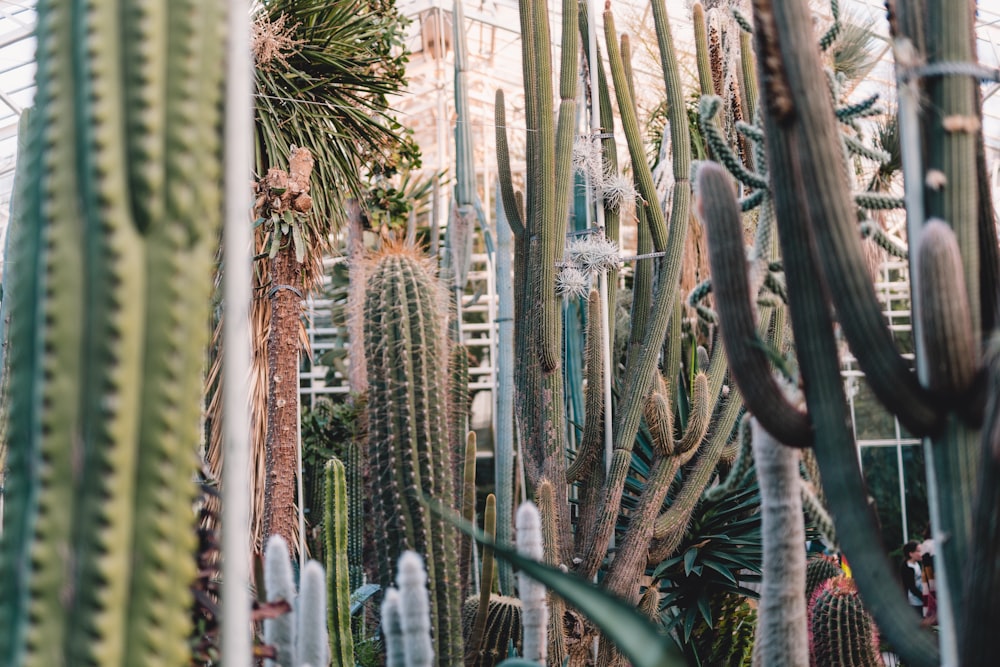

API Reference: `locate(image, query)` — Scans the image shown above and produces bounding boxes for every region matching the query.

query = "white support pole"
[222,1,253,665]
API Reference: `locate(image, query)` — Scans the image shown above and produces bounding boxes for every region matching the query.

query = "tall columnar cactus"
[516,502,547,664]
[362,243,462,664]
[264,536,298,667]
[0,2,225,665]
[698,1,1000,665]
[808,577,884,667]
[751,418,808,667]
[324,457,354,666]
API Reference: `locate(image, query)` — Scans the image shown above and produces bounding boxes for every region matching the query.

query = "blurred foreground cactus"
[699,1,1000,665]
[0,1,225,665]
[262,535,330,667]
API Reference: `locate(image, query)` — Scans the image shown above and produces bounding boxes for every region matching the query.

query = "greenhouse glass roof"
[0,0,997,241]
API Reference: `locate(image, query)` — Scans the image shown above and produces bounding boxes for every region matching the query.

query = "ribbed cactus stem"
[381,588,406,667]
[397,551,435,667]
[693,3,715,96]
[469,493,498,656]
[751,418,808,667]
[698,160,812,446]
[461,430,478,595]
[325,457,354,666]
[297,560,330,667]
[363,245,462,664]
[535,480,566,664]
[462,594,522,667]
[516,502,547,664]
[917,219,978,400]
[264,535,297,667]
[494,183,516,595]
[808,577,883,667]
[805,554,843,605]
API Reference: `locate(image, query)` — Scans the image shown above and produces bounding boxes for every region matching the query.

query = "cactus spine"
[0,1,224,665]
[362,244,462,663]
[324,457,354,666]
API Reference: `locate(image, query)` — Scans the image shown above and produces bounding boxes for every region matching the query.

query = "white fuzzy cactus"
[264,535,297,667]
[516,501,548,664]
[296,560,330,667]
[380,587,406,667]
[396,551,434,667]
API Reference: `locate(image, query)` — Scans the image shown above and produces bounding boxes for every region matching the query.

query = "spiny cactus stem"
[516,502,547,664]
[397,551,435,667]
[469,494,498,655]
[698,161,812,446]
[751,419,808,667]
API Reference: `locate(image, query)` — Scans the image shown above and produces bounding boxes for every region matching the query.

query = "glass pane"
[901,444,929,542]
[853,377,898,441]
[860,446,903,550]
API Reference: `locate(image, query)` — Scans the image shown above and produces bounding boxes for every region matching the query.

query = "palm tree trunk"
[262,246,303,551]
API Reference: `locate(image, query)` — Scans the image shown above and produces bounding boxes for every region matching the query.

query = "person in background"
[920,535,937,624]
[900,541,924,617]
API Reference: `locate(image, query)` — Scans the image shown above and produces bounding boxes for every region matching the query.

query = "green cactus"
[0,1,224,665]
[808,577,883,667]
[463,595,523,667]
[362,243,462,664]
[806,554,844,605]
[324,458,354,666]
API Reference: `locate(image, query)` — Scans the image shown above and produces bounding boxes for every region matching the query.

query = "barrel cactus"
[808,577,884,667]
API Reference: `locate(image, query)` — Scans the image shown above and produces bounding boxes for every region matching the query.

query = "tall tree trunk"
[260,148,314,554]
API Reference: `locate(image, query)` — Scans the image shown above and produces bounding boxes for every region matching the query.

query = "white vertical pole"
[222,1,253,665]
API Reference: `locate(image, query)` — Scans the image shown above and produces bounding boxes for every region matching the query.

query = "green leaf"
[683,547,700,576]
[269,231,281,259]
[349,583,380,615]
[696,597,712,627]
[292,222,306,263]
[282,209,295,225]
[428,500,688,667]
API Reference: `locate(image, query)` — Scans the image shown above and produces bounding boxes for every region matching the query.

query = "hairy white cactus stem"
[264,535,297,667]
[516,501,548,664]
[565,235,622,274]
[556,266,591,299]
[751,419,808,667]
[396,551,435,667]
[296,560,330,667]
[381,588,406,667]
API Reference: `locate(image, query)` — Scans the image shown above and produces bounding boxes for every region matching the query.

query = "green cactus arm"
[461,431,478,593]
[629,202,654,348]
[567,290,606,483]
[739,29,759,138]
[325,458,355,667]
[756,0,942,439]
[661,296,683,400]
[674,372,712,454]
[698,161,812,446]
[917,220,978,400]
[469,493,498,655]
[975,113,999,336]
[494,90,524,236]
[693,3,715,97]
[0,108,42,667]
[603,9,668,251]
[923,0,981,341]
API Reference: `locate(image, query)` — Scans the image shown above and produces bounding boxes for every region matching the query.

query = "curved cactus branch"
[698,161,812,446]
